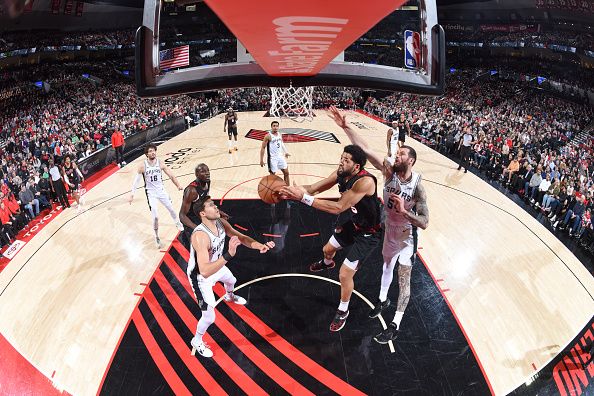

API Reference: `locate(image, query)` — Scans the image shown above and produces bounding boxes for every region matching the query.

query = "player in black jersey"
[62,154,85,212]
[179,163,229,247]
[280,144,382,332]
[223,108,239,153]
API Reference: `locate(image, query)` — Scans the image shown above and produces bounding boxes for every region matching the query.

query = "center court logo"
[164,147,201,170]
[246,128,340,144]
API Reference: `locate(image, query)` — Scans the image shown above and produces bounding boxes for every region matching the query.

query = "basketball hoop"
[269,85,314,122]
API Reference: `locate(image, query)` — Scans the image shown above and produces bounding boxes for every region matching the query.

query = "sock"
[392,311,404,330]
[228,140,232,148]
[338,300,349,312]
[324,257,333,265]
[379,287,390,303]
[193,331,203,344]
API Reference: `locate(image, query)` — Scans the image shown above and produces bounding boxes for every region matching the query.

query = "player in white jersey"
[328,106,429,344]
[187,196,275,358]
[260,120,290,185]
[128,143,184,248]
[386,113,409,164]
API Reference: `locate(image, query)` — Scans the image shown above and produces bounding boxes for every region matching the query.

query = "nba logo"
[404,30,421,69]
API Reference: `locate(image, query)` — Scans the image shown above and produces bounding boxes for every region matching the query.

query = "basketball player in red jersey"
[329,106,429,344]
[280,144,382,332]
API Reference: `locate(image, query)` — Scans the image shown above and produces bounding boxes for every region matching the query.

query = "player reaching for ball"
[260,120,290,185]
[328,106,429,344]
[279,144,382,332]
[187,196,275,358]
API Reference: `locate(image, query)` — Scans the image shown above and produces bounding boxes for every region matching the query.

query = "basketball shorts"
[269,156,287,173]
[329,220,382,270]
[188,265,235,310]
[227,126,237,138]
[382,222,415,266]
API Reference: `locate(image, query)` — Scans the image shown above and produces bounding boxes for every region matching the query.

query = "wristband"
[222,252,234,262]
[301,193,314,206]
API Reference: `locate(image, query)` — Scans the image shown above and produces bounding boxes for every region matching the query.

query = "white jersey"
[267,131,284,158]
[144,159,164,194]
[187,219,226,277]
[383,171,421,227]
[389,128,400,153]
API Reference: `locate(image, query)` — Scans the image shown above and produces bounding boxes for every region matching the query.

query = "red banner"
[50,0,60,14]
[63,0,73,15]
[75,1,83,16]
[203,0,406,76]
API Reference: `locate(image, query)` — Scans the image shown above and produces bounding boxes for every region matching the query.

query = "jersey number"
[150,175,159,182]
[387,197,395,209]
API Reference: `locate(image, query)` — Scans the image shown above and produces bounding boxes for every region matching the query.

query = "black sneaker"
[374,322,398,344]
[310,259,335,272]
[329,309,349,332]
[368,298,390,318]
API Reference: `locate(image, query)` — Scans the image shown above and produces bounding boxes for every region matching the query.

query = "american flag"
[159,45,190,70]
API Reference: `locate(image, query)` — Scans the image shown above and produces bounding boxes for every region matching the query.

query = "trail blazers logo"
[246,128,340,144]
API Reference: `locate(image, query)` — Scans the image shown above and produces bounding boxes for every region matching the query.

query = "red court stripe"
[234,224,248,231]
[134,293,142,296]
[441,289,450,293]
[416,253,495,396]
[132,311,192,396]
[262,233,282,238]
[213,284,366,396]
[143,287,229,396]
[299,233,319,238]
[173,242,365,396]
[159,257,314,395]
[152,270,266,396]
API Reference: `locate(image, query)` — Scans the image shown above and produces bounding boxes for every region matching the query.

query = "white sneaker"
[224,293,247,305]
[155,237,162,249]
[190,337,213,358]
[117,163,121,168]
[175,221,184,231]
[122,161,127,165]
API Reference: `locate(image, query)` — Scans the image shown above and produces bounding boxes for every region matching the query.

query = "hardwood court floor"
[0,110,592,396]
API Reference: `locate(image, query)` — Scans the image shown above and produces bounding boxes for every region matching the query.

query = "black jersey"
[226,112,237,129]
[63,163,80,186]
[337,169,381,231]
[186,180,209,224]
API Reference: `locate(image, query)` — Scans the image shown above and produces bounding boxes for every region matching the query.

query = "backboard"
[135,0,445,97]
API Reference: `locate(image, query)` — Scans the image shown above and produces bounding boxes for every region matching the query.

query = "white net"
[269,86,314,122]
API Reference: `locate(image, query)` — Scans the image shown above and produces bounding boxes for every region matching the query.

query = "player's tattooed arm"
[403,181,429,229]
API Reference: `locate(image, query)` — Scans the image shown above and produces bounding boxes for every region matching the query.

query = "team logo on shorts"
[246,128,340,144]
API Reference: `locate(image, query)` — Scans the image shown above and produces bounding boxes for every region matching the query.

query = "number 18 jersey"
[144,159,164,194]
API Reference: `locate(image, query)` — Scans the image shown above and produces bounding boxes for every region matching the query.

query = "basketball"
[258,174,286,204]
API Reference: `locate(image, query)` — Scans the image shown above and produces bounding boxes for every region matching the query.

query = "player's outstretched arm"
[281,176,374,215]
[221,219,275,253]
[161,163,183,190]
[328,106,386,173]
[128,163,144,203]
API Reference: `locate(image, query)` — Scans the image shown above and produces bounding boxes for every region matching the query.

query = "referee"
[49,158,69,208]
[457,127,474,173]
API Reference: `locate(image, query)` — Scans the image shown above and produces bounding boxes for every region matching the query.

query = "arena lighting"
[34,81,43,88]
